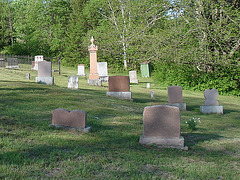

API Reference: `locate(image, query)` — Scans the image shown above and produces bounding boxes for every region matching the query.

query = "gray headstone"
[168,85,183,103]
[150,91,155,99]
[6,58,19,68]
[0,58,5,67]
[129,70,139,83]
[204,89,219,106]
[68,75,79,89]
[26,73,30,80]
[38,61,52,77]
[97,62,108,82]
[146,83,150,89]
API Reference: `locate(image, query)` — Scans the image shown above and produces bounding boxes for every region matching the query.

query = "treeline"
[0,0,239,95]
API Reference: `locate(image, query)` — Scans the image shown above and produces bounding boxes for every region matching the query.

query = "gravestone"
[77,64,86,77]
[97,62,108,82]
[139,105,188,150]
[146,83,150,89]
[140,62,152,77]
[6,58,19,68]
[68,75,79,89]
[106,76,132,100]
[150,91,155,99]
[32,55,44,70]
[167,85,186,110]
[35,61,54,85]
[129,70,139,83]
[0,58,5,67]
[88,37,101,86]
[52,109,91,132]
[200,89,223,114]
[26,73,30,80]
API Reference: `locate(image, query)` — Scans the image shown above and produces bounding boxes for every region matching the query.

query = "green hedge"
[153,62,240,96]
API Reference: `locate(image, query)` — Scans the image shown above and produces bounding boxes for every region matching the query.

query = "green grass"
[0,66,239,179]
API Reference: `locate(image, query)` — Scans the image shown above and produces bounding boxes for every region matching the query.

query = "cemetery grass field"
[0,67,239,179]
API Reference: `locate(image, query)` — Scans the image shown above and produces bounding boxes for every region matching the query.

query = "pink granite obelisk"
[88,37,101,86]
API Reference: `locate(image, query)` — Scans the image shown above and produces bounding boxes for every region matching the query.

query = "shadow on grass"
[182,132,223,148]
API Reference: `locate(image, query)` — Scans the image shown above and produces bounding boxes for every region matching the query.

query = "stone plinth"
[200,106,223,114]
[139,105,187,150]
[106,92,132,100]
[52,109,91,132]
[129,70,139,83]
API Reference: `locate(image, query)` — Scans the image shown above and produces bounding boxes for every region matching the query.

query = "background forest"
[0,0,239,95]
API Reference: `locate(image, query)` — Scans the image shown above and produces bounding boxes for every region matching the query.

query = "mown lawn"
[0,66,239,179]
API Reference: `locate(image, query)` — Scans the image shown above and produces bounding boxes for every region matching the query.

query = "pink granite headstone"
[52,109,87,128]
[168,85,183,103]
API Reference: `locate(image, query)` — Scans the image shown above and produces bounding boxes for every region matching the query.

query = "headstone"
[139,105,188,150]
[52,109,91,132]
[106,76,132,100]
[146,83,150,89]
[6,58,19,68]
[26,73,30,80]
[129,70,139,83]
[87,37,101,86]
[0,58,5,67]
[77,64,86,77]
[167,85,186,110]
[32,55,44,70]
[150,91,155,99]
[200,89,223,114]
[97,62,108,82]
[68,75,79,89]
[35,61,54,85]
[140,62,152,77]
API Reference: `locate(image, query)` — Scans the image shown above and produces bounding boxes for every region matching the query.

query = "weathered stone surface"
[143,105,180,138]
[129,70,138,83]
[168,85,183,103]
[139,105,187,150]
[77,64,86,77]
[32,55,44,70]
[106,91,132,100]
[200,105,223,114]
[26,73,30,80]
[97,62,108,82]
[38,61,52,77]
[204,89,219,106]
[6,58,19,68]
[68,75,79,89]
[108,76,130,92]
[52,109,87,128]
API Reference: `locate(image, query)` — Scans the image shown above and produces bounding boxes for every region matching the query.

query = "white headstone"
[32,55,44,70]
[129,70,139,83]
[146,83,150,89]
[97,62,108,82]
[68,75,79,89]
[77,64,86,77]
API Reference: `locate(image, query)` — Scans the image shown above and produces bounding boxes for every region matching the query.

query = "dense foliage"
[0,0,239,95]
